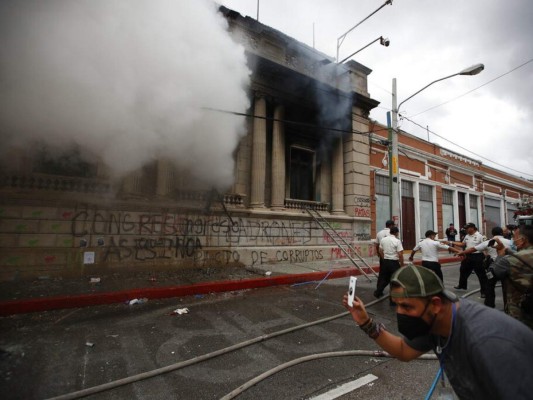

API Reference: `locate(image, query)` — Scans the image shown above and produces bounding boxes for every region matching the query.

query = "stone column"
[271,103,285,210]
[331,136,344,214]
[156,159,174,197]
[122,170,143,194]
[250,95,267,208]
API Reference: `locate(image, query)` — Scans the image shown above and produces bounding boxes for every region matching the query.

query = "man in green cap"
[343,264,533,399]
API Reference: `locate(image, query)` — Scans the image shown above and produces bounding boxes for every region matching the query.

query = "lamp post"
[336,0,392,62]
[338,36,390,64]
[389,63,484,237]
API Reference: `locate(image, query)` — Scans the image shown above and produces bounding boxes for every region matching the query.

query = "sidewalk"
[0,252,460,316]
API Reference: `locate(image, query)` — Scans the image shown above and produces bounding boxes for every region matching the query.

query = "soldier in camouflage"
[493,224,533,329]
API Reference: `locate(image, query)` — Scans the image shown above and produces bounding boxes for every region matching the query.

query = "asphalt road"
[1,262,492,400]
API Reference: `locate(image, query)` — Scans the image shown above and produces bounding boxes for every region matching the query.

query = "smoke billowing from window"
[313,63,353,161]
[0,0,250,189]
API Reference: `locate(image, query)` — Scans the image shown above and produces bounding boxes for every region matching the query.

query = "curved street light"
[338,36,390,64]
[388,63,485,237]
[398,63,484,112]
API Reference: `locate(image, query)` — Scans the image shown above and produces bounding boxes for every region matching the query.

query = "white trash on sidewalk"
[171,307,190,315]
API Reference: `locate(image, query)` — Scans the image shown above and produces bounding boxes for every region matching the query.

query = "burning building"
[0,3,379,281]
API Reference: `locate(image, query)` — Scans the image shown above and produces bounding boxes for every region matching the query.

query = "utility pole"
[388,64,484,239]
[386,112,393,220]
[390,78,400,232]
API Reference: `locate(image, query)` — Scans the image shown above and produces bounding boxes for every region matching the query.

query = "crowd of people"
[346,220,533,399]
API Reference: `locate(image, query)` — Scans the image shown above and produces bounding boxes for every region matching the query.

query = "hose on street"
[220,287,485,400]
[46,284,485,400]
[46,295,389,400]
[220,350,438,400]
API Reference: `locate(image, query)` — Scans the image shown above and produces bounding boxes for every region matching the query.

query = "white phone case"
[348,276,357,307]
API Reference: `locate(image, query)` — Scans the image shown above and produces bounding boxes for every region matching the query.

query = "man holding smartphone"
[343,264,533,399]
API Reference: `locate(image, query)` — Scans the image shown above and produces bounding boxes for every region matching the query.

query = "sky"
[219,0,533,180]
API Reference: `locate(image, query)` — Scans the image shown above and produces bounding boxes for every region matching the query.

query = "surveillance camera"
[380,37,390,47]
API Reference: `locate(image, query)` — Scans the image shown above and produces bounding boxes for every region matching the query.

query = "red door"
[402,196,416,250]
[458,192,466,229]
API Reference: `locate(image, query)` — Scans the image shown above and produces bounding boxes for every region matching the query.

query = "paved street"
[1,262,494,400]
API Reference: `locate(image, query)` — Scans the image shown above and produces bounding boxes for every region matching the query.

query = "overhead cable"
[400,115,533,179]
[409,58,533,118]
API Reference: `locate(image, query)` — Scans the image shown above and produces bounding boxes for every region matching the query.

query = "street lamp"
[336,0,393,62]
[337,36,390,64]
[388,63,484,236]
[397,64,485,111]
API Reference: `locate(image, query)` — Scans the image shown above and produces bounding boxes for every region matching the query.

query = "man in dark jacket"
[493,224,533,329]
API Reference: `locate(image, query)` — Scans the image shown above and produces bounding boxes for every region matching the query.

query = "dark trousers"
[484,277,508,308]
[421,261,443,281]
[376,259,401,296]
[484,257,507,308]
[458,253,488,295]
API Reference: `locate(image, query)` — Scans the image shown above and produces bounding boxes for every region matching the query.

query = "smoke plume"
[0,0,250,188]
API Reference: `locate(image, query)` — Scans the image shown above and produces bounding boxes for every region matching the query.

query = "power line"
[204,106,532,179]
[409,58,533,118]
[202,107,390,136]
[400,115,533,179]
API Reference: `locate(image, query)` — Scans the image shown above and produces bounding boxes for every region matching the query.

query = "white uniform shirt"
[376,228,390,245]
[474,235,512,260]
[380,235,403,260]
[413,238,450,262]
[463,232,484,253]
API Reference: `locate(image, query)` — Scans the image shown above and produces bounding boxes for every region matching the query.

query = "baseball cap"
[390,264,458,301]
[425,230,437,237]
[465,222,476,229]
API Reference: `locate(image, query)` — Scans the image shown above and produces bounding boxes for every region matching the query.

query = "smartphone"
[348,276,357,307]
[488,239,496,247]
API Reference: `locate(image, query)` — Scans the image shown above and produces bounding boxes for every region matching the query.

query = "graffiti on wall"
[68,209,318,264]
[330,243,376,259]
[250,249,324,267]
[71,211,313,245]
[2,205,373,269]
[353,196,371,218]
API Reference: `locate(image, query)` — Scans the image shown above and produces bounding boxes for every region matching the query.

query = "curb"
[0,257,460,316]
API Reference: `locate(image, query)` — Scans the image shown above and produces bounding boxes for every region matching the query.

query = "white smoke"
[0,0,250,188]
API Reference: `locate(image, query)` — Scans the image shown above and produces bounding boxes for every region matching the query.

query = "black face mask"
[397,301,434,340]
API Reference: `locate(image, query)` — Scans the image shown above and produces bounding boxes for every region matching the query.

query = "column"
[331,136,344,214]
[156,159,174,197]
[271,103,285,210]
[250,95,267,208]
[122,170,143,194]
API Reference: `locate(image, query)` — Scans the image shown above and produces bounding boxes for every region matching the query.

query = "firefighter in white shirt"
[451,223,487,296]
[375,226,404,304]
[374,220,394,296]
[408,230,460,281]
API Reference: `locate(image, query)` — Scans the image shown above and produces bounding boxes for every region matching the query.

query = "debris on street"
[171,307,190,315]
[128,298,148,306]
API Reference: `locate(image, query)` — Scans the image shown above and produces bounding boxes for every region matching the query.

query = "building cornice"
[370,136,533,195]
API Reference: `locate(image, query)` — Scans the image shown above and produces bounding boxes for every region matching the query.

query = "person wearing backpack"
[493,224,533,329]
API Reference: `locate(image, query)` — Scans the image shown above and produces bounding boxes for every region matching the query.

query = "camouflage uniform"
[493,245,533,329]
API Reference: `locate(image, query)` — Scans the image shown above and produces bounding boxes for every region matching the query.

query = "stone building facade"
[0,7,380,281]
